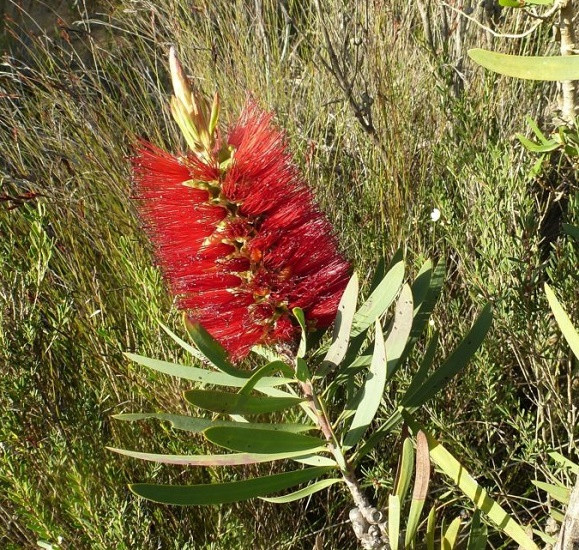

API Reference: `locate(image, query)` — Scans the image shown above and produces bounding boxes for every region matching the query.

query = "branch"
[440,0,562,39]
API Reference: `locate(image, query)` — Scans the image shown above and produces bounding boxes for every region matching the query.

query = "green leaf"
[185,321,250,378]
[442,517,462,549]
[385,283,413,380]
[404,259,445,353]
[293,307,307,358]
[204,426,326,454]
[296,358,311,382]
[467,510,488,550]
[426,505,436,550]
[405,430,430,547]
[468,49,579,81]
[260,478,341,503]
[130,466,331,505]
[107,446,322,466]
[124,353,293,388]
[562,223,579,241]
[548,451,579,474]
[516,133,559,153]
[402,411,539,550]
[350,260,404,337]
[545,283,579,360]
[321,273,359,371]
[532,480,571,505]
[403,332,439,401]
[393,436,414,501]
[411,259,433,310]
[111,413,315,434]
[239,361,294,396]
[184,389,303,415]
[159,322,205,361]
[499,0,524,7]
[403,304,492,408]
[388,494,401,550]
[343,320,387,448]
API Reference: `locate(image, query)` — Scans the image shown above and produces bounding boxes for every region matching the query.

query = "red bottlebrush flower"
[132,53,349,360]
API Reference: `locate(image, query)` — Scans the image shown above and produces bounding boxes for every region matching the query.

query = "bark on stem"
[559,0,577,123]
[300,380,389,549]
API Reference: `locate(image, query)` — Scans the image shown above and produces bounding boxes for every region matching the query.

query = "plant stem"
[559,0,577,123]
[300,379,390,549]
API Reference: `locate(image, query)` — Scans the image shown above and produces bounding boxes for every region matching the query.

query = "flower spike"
[132,51,350,360]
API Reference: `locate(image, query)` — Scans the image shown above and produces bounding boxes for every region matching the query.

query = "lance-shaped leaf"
[350,260,404,337]
[130,466,332,505]
[388,494,401,550]
[532,480,571,505]
[184,388,303,415]
[406,259,445,349]
[442,517,462,550]
[293,307,308,358]
[185,321,250,378]
[238,361,294,396]
[403,304,492,409]
[124,353,293,388]
[385,283,413,380]
[112,413,315,434]
[393,435,414,502]
[107,446,322,466]
[467,510,488,550]
[405,431,431,547]
[321,273,359,371]
[204,426,326,454]
[545,283,579,360]
[403,332,439,402]
[260,478,342,503]
[160,322,205,360]
[468,49,579,81]
[402,410,539,550]
[343,320,387,448]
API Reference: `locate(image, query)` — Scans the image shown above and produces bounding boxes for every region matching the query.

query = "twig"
[300,379,390,549]
[558,0,578,124]
[554,476,579,550]
[440,0,562,39]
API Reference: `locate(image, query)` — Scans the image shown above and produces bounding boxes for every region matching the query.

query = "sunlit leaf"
[292,307,308,358]
[239,361,293,396]
[405,431,430,547]
[426,505,436,550]
[112,412,315,433]
[185,321,250,378]
[204,426,326,454]
[124,353,293,388]
[442,517,462,550]
[385,283,413,380]
[159,322,204,361]
[403,304,492,408]
[469,49,579,81]
[393,436,414,501]
[260,478,341,503]
[403,332,439,401]
[467,510,488,550]
[130,466,332,505]
[545,283,579,360]
[321,273,359,371]
[532,480,571,505]
[402,411,539,550]
[548,451,579,474]
[388,494,401,550]
[184,389,303,415]
[343,320,387,448]
[350,260,404,337]
[107,446,323,466]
